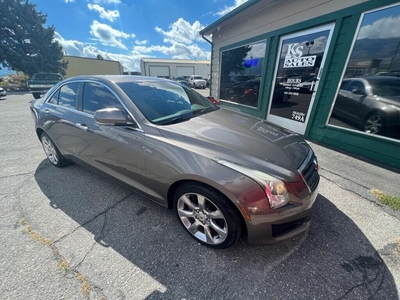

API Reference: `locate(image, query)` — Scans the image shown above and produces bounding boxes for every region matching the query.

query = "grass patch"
[371,189,400,211]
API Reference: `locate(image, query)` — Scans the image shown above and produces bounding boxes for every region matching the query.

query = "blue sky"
[21,0,249,73]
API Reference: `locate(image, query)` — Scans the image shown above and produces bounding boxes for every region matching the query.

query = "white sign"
[284,43,316,68]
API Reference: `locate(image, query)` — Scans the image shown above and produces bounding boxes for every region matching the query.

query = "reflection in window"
[83,82,123,114]
[328,4,400,140]
[58,83,79,109]
[48,89,60,104]
[219,40,267,107]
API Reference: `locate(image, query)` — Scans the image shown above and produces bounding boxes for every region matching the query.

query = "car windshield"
[193,76,203,80]
[117,80,219,125]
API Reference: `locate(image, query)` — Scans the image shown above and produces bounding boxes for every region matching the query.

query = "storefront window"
[267,25,334,134]
[219,41,267,107]
[328,4,400,140]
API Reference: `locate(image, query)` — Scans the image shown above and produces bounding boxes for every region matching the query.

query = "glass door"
[266,24,335,134]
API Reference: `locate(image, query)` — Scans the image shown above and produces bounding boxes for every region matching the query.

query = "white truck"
[187,75,206,89]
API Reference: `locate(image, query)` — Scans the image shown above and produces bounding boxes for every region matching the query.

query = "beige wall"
[63,56,123,78]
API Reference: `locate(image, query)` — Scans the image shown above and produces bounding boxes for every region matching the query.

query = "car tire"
[32,93,41,99]
[40,132,70,168]
[363,113,385,134]
[173,182,243,249]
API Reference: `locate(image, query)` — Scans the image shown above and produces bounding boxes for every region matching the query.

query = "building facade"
[140,58,211,79]
[200,0,400,169]
[63,56,123,78]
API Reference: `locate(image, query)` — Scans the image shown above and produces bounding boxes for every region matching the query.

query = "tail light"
[207,96,220,106]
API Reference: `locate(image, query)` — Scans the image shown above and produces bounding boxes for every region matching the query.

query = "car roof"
[63,75,173,85]
[344,76,400,82]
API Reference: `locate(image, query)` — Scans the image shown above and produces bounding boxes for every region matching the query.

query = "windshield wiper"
[156,115,192,125]
[193,105,219,116]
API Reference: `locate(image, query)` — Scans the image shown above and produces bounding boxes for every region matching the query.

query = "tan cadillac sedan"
[30,75,319,249]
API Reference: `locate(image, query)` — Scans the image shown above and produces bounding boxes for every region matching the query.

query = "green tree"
[220,45,252,79]
[0,0,68,77]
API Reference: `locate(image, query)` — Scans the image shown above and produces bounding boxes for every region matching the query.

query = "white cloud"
[88,4,120,22]
[155,18,205,45]
[64,0,74,2]
[90,20,135,49]
[133,42,209,60]
[53,16,211,73]
[54,32,85,56]
[215,0,249,16]
[54,32,141,71]
[91,0,121,4]
[358,15,400,39]
[135,39,148,45]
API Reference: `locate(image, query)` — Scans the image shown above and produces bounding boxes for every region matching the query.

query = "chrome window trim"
[45,79,143,131]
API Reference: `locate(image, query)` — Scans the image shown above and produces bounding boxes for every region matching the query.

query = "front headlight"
[213,158,290,209]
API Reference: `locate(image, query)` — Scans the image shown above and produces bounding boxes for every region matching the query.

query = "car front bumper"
[245,186,319,245]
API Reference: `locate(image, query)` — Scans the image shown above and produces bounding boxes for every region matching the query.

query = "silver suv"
[188,75,206,89]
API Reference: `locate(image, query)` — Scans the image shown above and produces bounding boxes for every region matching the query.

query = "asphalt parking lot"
[1,92,400,299]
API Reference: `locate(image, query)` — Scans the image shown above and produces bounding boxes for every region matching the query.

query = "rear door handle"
[76,123,89,131]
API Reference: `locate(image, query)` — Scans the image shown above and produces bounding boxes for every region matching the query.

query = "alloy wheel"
[364,114,383,134]
[41,135,59,165]
[177,192,228,245]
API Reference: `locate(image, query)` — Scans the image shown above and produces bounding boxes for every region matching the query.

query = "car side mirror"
[352,88,366,95]
[94,107,128,126]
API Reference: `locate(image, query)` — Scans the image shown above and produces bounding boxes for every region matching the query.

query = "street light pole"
[306,41,314,55]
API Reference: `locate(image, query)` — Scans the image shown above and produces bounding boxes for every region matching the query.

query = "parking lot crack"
[336,254,387,300]
[320,167,371,191]
[73,211,109,269]
[18,217,107,299]
[53,192,133,245]
[320,170,400,221]
[0,171,33,180]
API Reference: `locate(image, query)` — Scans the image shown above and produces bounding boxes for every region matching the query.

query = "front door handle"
[76,123,89,131]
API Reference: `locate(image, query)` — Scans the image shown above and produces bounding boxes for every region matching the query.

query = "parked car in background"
[188,75,206,89]
[174,76,189,86]
[224,79,261,105]
[27,73,63,99]
[224,78,290,106]
[298,77,318,94]
[0,87,7,98]
[331,76,400,135]
[31,75,319,249]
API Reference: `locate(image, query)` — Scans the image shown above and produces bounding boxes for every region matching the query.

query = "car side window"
[82,82,123,114]
[351,81,365,92]
[48,89,60,104]
[340,81,352,91]
[58,83,79,109]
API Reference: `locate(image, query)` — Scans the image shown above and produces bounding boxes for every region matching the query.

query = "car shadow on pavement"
[34,160,398,300]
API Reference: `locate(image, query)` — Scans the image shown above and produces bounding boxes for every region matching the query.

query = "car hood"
[377,95,400,108]
[157,108,311,174]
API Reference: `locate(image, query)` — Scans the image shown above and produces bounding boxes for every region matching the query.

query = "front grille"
[272,218,307,237]
[298,151,320,192]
